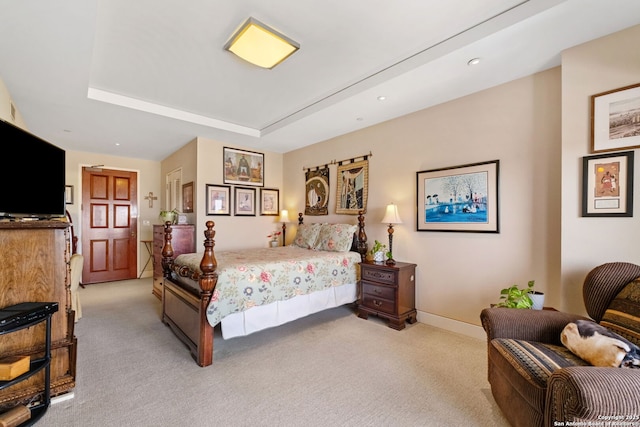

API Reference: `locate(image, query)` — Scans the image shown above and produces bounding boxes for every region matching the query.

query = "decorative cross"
[145,192,158,208]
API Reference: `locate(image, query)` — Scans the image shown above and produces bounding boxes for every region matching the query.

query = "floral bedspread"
[172,246,361,327]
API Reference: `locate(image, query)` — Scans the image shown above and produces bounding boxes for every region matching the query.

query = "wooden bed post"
[161,221,174,277]
[196,221,217,366]
[357,211,368,261]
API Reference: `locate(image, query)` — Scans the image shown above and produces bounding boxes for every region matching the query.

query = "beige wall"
[1,76,162,277]
[560,24,640,314]
[0,77,26,127]
[4,24,638,336]
[161,136,284,249]
[65,150,162,276]
[284,67,562,334]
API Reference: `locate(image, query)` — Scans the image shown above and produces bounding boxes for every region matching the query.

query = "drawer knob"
[373,300,383,307]
[374,288,382,294]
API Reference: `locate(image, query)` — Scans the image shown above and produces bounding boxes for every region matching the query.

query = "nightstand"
[357,261,417,330]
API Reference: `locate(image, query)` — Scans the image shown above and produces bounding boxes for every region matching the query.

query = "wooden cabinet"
[357,261,417,330]
[0,222,76,411]
[152,224,195,299]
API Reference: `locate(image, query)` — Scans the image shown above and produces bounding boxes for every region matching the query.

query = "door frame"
[75,164,142,282]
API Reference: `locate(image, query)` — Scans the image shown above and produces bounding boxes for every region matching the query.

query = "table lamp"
[280,210,290,246]
[381,203,402,265]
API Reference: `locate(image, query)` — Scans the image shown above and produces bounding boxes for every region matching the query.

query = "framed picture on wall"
[582,151,634,217]
[591,83,640,153]
[65,185,74,204]
[182,182,194,213]
[234,187,256,216]
[205,184,231,216]
[416,160,500,233]
[223,147,264,186]
[260,188,279,216]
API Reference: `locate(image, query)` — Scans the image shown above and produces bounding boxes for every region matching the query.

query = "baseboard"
[51,392,75,405]
[416,310,485,341]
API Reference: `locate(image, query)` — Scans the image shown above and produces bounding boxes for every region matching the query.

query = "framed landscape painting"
[416,160,499,233]
[591,83,640,153]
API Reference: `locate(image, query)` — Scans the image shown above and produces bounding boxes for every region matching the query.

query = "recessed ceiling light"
[377,96,386,101]
[467,58,481,66]
[356,117,364,121]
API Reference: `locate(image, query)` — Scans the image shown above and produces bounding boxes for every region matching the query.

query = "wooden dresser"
[357,261,417,330]
[152,224,195,299]
[0,221,76,411]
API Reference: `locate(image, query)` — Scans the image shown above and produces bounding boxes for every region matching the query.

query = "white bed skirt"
[220,282,357,339]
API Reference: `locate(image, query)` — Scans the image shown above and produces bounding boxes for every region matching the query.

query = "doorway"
[81,167,138,284]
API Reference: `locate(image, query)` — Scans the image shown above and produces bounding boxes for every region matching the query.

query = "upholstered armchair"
[480,262,640,427]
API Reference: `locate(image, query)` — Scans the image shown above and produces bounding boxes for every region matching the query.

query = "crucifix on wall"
[145,192,158,208]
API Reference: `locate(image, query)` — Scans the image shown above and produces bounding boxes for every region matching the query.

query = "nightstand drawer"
[361,266,396,285]
[362,282,395,300]
[361,294,395,314]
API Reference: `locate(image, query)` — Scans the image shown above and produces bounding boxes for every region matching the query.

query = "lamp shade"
[279,210,290,223]
[381,203,402,225]
[224,17,299,69]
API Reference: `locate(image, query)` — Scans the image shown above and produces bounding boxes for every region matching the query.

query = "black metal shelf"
[0,302,58,426]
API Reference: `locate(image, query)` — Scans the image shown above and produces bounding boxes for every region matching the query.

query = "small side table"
[357,261,417,330]
[138,240,153,279]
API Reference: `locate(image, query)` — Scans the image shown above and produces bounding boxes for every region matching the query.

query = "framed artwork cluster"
[584,83,638,217]
[206,184,279,217]
[203,147,278,216]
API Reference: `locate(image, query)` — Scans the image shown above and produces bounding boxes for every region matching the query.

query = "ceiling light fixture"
[377,96,387,101]
[467,57,481,66]
[224,17,299,69]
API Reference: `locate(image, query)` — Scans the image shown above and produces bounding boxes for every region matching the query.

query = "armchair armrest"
[547,367,640,423]
[480,307,589,346]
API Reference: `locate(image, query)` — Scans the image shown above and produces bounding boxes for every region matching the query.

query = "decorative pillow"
[291,223,322,249]
[314,223,357,252]
[600,278,640,347]
[560,320,640,368]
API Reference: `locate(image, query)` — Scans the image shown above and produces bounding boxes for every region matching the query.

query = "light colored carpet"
[42,279,509,426]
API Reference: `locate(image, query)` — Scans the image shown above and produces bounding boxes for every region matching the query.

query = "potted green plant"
[159,209,179,225]
[369,240,389,263]
[495,280,542,309]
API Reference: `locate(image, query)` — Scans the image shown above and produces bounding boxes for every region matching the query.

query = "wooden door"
[82,167,138,284]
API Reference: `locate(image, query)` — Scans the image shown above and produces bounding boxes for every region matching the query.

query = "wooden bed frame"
[161,211,368,367]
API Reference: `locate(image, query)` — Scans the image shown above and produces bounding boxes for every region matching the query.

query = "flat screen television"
[1,118,66,219]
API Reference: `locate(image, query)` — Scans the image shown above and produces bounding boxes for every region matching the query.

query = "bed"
[160,212,368,366]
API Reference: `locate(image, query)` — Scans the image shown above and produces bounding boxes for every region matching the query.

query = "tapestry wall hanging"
[305,167,329,216]
[336,159,368,215]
